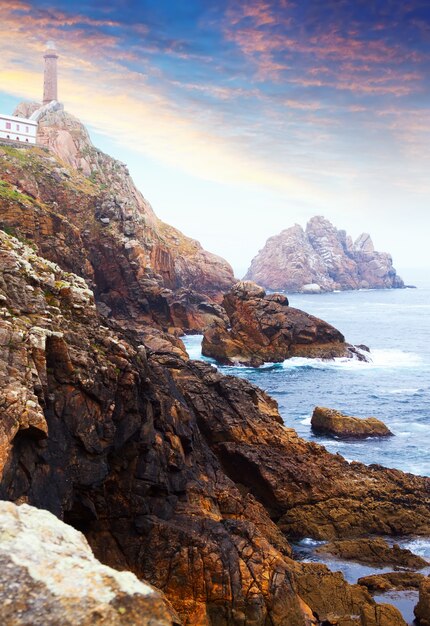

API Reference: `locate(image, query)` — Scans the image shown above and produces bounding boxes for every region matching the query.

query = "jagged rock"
[202,281,368,366]
[0,500,179,625]
[293,563,407,626]
[1,231,428,624]
[245,216,404,292]
[415,577,430,625]
[1,103,235,334]
[311,407,393,439]
[358,572,426,592]
[316,538,429,569]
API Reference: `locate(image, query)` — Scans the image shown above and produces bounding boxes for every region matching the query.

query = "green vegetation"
[0,180,34,204]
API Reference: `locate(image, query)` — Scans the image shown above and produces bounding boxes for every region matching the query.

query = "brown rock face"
[245,216,404,292]
[358,572,426,593]
[1,231,427,624]
[202,281,368,366]
[316,538,429,569]
[311,407,393,439]
[0,501,179,626]
[1,104,235,334]
[293,563,406,626]
[415,577,430,625]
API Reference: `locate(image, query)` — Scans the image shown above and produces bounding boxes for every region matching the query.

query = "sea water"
[182,285,430,623]
[183,285,430,477]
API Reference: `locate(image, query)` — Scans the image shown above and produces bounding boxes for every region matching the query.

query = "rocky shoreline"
[0,104,428,625]
[202,281,369,366]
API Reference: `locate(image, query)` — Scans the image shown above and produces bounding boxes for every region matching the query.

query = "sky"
[0,1,429,278]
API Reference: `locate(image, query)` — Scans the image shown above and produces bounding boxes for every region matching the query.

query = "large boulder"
[316,538,429,569]
[202,281,368,366]
[358,572,426,592]
[415,577,430,625]
[0,501,179,625]
[311,406,393,439]
[244,216,404,292]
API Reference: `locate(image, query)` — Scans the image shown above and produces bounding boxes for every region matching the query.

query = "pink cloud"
[224,0,426,93]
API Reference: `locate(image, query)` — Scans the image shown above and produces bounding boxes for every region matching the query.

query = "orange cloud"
[0,1,324,204]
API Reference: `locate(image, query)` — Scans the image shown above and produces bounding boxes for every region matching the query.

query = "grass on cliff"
[0,180,35,204]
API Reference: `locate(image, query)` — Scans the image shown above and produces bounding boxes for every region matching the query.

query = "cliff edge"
[0,102,235,334]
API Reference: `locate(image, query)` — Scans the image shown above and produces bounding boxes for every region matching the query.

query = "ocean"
[182,284,430,623]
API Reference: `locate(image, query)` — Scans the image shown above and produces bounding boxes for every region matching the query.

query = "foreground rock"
[311,406,393,439]
[415,577,430,625]
[316,538,429,569]
[358,572,426,592]
[1,231,427,624]
[0,103,234,335]
[245,216,404,292]
[202,281,368,366]
[0,501,178,625]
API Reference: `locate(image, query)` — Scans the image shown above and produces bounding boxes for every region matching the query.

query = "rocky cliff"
[202,281,368,366]
[245,216,404,292]
[0,229,427,624]
[0,102,234,334]
[0,501,179,625]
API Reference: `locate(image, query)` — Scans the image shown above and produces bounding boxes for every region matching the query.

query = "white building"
[0,114,38,144]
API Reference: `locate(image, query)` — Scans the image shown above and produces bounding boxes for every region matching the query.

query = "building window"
[16,124,20,131]
[26,139,29,142]
[16,137,19,141]
[5,122,11,129]
[6,135,10,139]
[25,126,29,133]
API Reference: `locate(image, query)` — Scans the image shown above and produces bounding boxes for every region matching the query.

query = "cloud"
[1,0,429,217]
[224,0,428,95]
[0,1,323,204]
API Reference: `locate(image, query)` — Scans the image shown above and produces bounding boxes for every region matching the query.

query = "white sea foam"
[398,538,430,560]
[300,415,312,425]
[182,334,423,373]
[386,387,421,395]
[280,349,422,371]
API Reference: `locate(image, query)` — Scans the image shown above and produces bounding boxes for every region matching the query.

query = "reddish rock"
[358,572,426,592]
[311,407,393,439]
[1,231,427,624]
[245,216,404,292]
[202,281,368,366]
[293,563,406,626]
[1,104,235,334]
[415,577,430,625]
[316,538,429,569]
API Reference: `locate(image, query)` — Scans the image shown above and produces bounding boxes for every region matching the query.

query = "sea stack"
[245,216,404,292]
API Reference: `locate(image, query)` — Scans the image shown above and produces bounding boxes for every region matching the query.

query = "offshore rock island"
[245,216,404,293]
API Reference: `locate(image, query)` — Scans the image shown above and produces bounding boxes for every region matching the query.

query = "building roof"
[0,113,38,126]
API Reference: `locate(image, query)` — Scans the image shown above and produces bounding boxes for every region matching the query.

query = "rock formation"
[315,538,429,569]
[245,216,404,292]
[311,407,393,439]
[1,229,427,624]
[0,105,427,625]
[358,572,426,593]
[0,501,179,625]
[415,577,430,625]
[0,102,235,335]
[202,281,368,366]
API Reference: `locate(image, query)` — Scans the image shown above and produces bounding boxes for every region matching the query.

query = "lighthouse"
[43,41,58,104]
